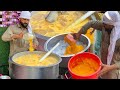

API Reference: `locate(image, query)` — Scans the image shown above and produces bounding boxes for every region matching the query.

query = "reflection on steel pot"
[9,51,62,79]
[0,75,11,79]
[35,33,49,51]
[44,33,91,68]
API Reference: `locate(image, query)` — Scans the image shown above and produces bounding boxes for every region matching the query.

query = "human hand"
[90,29,95,35]
[64,34,76,45]
[18,32,24,39]
[72,33,81,40]
[33,44,38,49]
[98,64,113,77]
[12,32,23,39]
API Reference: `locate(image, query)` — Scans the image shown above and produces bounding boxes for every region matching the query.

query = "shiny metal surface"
[44,33,91,67]
[34,11,99,52]
[35,33,49,51]
[0,76,11,79]
[9,51,62,79]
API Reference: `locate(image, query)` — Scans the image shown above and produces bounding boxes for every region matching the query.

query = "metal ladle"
[39,42,60,62]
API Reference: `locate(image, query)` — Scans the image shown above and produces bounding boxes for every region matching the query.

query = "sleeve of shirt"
[113,39,120,69]
[115,62,120,69]
[2,25,15,42]
[114,54,120,69]
[112,54,120,69]
[78,20,103,34]
[33,33,39,46]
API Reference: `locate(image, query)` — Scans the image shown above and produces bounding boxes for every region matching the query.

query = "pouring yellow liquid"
[28,34,34,52]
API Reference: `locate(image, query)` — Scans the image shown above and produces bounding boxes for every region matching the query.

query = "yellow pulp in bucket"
[71,58,99,76]
[14,53,58,66]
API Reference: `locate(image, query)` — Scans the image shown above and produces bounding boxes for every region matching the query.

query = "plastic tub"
[68,52,102,79]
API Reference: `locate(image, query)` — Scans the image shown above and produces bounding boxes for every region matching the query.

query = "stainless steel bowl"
[9,51,62,79]
[44,33,91,68]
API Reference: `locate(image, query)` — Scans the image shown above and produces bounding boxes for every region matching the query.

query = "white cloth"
[102,11,120,65]
[27,23,33,34]
[19,11,31,19]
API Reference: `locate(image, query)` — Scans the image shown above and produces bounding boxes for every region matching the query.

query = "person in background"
[2,11,39,57]
[72,11,120,79]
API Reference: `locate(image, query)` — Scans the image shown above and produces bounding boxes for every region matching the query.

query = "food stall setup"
[0,11,104,79]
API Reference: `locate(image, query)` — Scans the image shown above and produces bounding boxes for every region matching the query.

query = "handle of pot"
[64,71,72,79]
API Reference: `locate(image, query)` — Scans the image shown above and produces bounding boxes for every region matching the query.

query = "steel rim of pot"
[44,33,91,58]
[10,51,62,68]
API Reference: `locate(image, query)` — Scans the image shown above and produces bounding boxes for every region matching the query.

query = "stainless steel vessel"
[34,11,100,52]
[44,33,91,68]
[9,51,62,79]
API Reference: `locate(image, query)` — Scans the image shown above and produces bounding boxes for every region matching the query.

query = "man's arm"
[2,25,23,42]
[33,33,39,49]
[78,20,103,34]
[73,20,103,40]
[2,26,14,42]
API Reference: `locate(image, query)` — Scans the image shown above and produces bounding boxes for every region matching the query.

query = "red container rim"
[68,52,102,78]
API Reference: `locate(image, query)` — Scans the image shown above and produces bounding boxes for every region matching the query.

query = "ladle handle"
[65,11,96,31]
[39,42,60,62]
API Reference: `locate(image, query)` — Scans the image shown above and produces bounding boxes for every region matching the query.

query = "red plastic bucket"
[68,52,102,79]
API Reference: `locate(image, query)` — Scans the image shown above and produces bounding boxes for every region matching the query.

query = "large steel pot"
[35,33,49,51]
[44,33,91,68]
[33,11,100,52]
[9,51,62,79]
